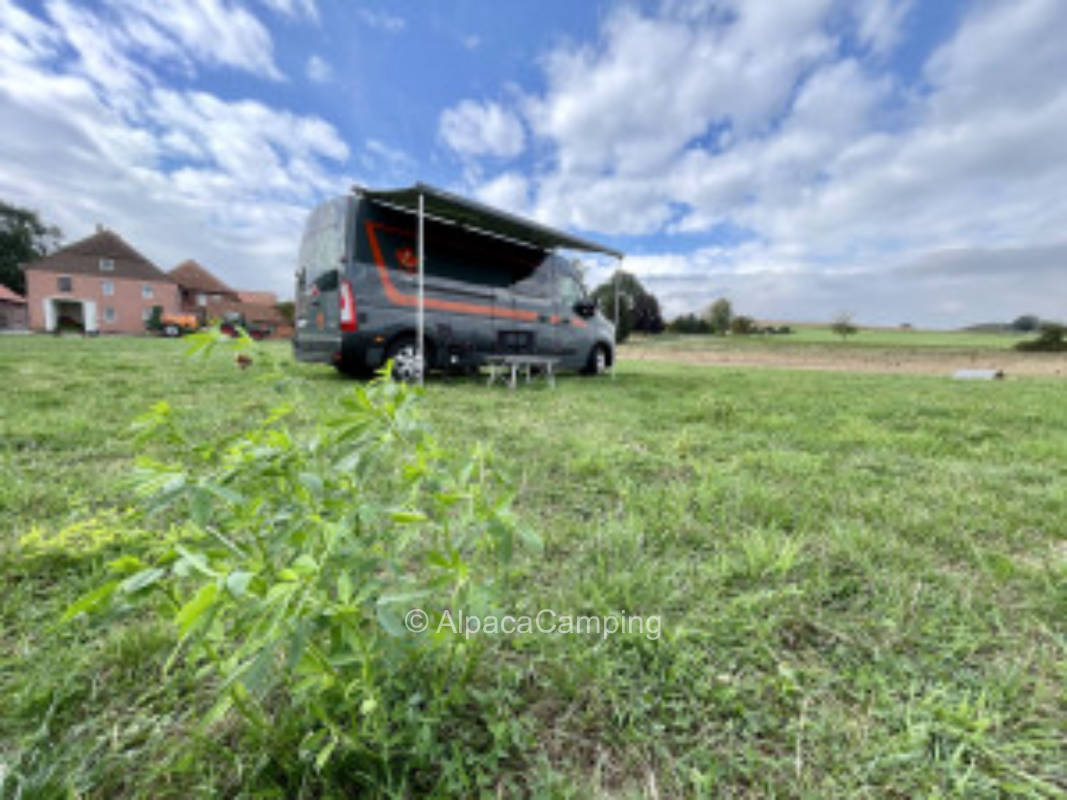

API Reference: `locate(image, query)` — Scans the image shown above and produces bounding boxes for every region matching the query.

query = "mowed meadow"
[1,335,1065,798]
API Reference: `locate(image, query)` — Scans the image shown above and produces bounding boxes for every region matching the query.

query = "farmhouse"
[169,259,242,324]
[0,284,28,330]
[169,260,291,338]
[24,227,180,334]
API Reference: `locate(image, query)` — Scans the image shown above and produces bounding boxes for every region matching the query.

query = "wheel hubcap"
[393,344,423,382]
[595,349,607,373]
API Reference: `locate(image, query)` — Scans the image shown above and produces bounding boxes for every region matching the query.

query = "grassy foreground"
[1,336,1065,797]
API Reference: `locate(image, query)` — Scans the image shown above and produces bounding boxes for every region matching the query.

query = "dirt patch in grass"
[622,344,1067,377]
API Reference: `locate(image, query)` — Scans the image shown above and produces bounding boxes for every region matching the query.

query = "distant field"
[627,328,1064,377]
[2,336,1065,797]
[645,325,1033,349]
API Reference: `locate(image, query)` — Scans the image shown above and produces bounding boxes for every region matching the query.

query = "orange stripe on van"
[364,221,539,322]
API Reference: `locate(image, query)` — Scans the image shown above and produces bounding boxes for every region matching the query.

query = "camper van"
[292,186,619,379]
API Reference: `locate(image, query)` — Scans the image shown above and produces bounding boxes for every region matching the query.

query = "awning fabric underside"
[360,182,623,259]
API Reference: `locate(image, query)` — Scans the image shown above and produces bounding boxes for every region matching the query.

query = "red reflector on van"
[339,280,357,332]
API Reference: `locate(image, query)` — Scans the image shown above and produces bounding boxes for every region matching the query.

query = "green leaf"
[314,736,337,771]
[298,472,324,496]
[389,510,427,524]
[517,523,544,554]
[292,554,318,574]
[174,545,218,578]
[376,603,405,637]
[337,573,353,605]
[62,580,119,621]
[175,582,219,637]
[225,570,254,598]
[108,555,146,575]
[120,567,165,595]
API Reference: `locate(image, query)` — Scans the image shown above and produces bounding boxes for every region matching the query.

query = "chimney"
[96,223,105,234]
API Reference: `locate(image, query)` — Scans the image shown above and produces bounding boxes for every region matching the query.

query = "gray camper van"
[293,185,620,379]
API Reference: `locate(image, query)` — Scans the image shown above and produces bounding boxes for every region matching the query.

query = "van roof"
[357,182,624,260]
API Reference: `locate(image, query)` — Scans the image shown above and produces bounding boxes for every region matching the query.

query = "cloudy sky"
[1,0,1064,326]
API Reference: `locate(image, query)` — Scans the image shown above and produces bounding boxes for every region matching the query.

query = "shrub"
[730,315,757,335]
[1014,323,1067,352]
[63,339,539,792]
[831,312,858,341]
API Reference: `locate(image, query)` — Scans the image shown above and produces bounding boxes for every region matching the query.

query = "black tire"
[385,335,425,383]
[582,343,610,375]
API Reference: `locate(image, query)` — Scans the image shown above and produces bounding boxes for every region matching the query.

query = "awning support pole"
[612,260,621,379]
[417,191,425,386]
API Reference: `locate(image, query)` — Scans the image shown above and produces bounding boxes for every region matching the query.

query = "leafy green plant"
[62,341,540,792]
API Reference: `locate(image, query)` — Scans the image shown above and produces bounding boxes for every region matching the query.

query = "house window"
[197,293,207,306]
[104,306,116,322]
[99,258,115,271]
[142,283,154,299]
[142,307,154,321]
[102,280,114,296]
[57,276,72,292]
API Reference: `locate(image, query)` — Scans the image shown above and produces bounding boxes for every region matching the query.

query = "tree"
[1015,322,1067,352]
[591,270,664,343]
[831,312,858,341]
[1012,314,1040,332]
[276,300,295,324]
[668,313,712,334]
[1,201,62,295]
[706,298,732,335]
[730,315,757,335]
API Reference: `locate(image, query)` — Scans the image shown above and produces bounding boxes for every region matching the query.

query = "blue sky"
[1,0,1065,326]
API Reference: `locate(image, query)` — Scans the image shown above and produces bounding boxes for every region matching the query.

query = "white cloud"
[257,0,318,22]
[99,0,285,80]
[362,139,416,179]
[0,1,349,298]
[357,8,405,32]
[439,100,525,159]
[474,172,529,216]
[305,54,331,83]
[463,0,1067,325]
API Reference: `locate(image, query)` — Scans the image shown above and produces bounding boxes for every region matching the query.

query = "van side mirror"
[573,299,596,318]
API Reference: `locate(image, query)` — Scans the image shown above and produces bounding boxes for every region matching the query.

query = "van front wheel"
[583,344,610,375]
[386,336,425,383]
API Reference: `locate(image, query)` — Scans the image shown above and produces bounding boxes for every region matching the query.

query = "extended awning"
[358,182,624,258]
[355,182,624,385]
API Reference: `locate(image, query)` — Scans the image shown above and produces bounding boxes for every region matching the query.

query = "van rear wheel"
[386,336,424,383]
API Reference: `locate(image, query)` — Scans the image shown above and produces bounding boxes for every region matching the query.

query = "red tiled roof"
[237,290,277,305]
[169,260,238,296]
[24,229,172,282]
[0,284,26,303]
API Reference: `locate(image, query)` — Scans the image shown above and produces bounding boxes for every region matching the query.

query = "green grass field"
[2,336,1065,797]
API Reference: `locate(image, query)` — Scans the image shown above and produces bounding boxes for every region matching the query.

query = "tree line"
[1,201,62,295]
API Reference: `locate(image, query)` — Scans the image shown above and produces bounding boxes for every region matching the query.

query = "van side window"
[558,273,584,307]
[313,270,339,292]
[511,260,551,297]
